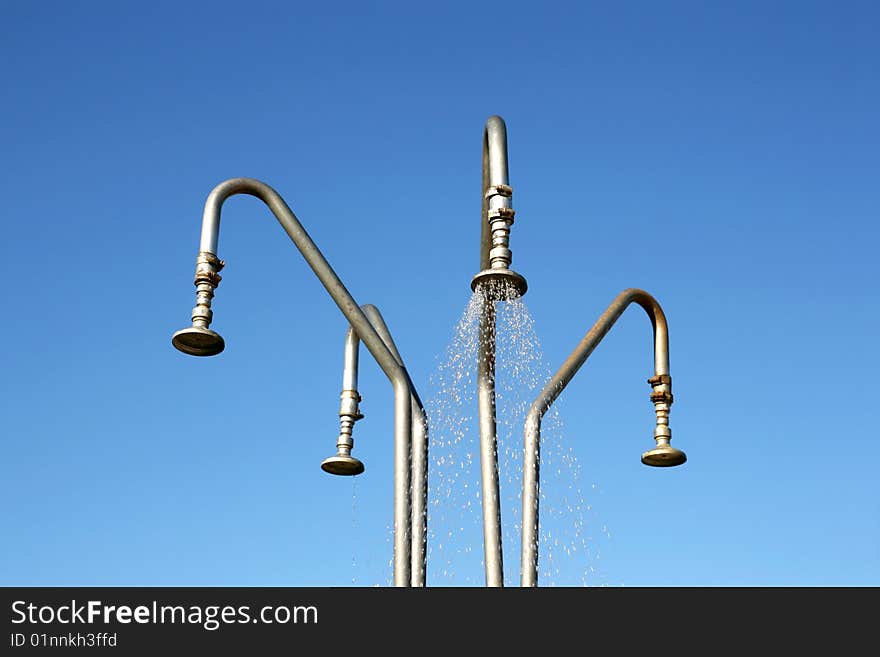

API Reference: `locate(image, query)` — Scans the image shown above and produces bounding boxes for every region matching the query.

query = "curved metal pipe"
[520,288,684,587]
[173,177,413,586]
[326,305,429,586]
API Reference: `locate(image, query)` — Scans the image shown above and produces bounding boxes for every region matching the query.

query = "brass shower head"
[641,444,687,467]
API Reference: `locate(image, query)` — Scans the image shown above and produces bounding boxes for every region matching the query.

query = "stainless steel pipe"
[476,291,503,587]
[171,178,413,586]
[520,288,686,587]
[321,304,429,586]
[470,116,528,587]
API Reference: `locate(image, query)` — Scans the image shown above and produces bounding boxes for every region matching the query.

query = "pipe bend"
[194,177,408,388]
[521,287,672,587]
[620,287,668,343]
[484,115,507,142]
[183,177,416,586]
[530,287,670,423]
[199,177,282,253]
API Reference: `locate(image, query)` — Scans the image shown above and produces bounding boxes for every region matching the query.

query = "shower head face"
[171,327,225,357]
[321,454,365,476]
[641,444,687,467]
[470,268,528,299]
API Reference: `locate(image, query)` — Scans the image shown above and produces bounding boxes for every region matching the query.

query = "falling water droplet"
[422,283,612,586]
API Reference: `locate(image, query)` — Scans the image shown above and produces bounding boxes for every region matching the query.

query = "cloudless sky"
[1,0,877,586]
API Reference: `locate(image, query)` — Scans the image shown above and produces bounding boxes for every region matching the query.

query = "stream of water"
[425,283,611,586]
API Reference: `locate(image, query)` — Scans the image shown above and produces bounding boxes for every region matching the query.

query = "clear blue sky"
[1,0,877,586]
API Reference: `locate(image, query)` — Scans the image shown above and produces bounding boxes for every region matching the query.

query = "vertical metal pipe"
[342,326,360,392]
[392,377,412,586]
[410,402,428,586]
[475,116,512,587]
[474,115,525,587]
[521,288,679,586]
[479,134,491,271]
[477,295,504,586]
[359,305,429,587]
[180,177,413,586]
[521,406,542,587]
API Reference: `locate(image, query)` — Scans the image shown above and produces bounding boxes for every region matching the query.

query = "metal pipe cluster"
[172,178,422,586]
[171,117,687,589]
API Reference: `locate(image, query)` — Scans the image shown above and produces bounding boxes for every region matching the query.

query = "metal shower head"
[321,453,365,476]
[470,268,528,299]
[641,443,687,467]
[171,326,225,357]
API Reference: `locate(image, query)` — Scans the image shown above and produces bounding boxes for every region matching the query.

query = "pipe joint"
[489,246,513,266]
[194,270,222,287]
[484,184,513,199]
[654,424,672,443]
[190,304,213,326]
[487,207,516,270]
[649,375,673,416]
[336,418,355,452]
[648,374,677,450]
[649,389,674,405]
[197,251,225,271]
[188,252,225,328]
[339,388,364,420]
[487,207,516,221]
[194,252,224,286]
[649,374,673,399]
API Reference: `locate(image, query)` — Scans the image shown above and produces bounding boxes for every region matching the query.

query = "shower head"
[321,453,365,476]
[641,443,687,467]
[471,268,528,300]
[171,326,225,357]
